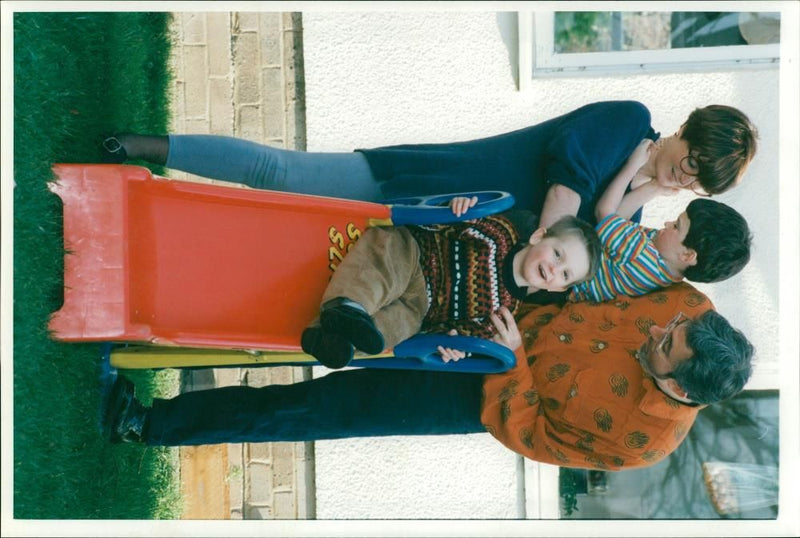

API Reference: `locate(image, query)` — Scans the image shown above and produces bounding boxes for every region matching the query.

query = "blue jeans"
[145,368,486,446]
[166,135,383,201]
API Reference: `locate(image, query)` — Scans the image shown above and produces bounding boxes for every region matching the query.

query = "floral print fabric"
[481,282,711,470]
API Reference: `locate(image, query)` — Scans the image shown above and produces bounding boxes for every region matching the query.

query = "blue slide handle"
[352,334,516,374]
[385,191,515,226]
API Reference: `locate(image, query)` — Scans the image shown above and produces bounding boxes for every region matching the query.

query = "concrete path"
[166,12,313,520]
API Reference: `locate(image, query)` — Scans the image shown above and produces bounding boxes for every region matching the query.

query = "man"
[104,282,753,471]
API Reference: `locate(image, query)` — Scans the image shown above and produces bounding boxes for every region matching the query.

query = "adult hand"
[490,307,522,351]
[449,195,478,217]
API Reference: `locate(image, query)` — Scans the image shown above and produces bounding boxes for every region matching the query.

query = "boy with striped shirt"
[570,139,752,303]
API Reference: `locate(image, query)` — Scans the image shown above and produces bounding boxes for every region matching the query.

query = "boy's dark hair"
[545,215,602,284]
[681,105,758,195]
[682,199,752,283]
[676,310,754,404]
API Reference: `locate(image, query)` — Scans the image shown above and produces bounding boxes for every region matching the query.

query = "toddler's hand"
[437,346,467,362]
[627,139,655,170]
[450,195,478,217]
[437,328,467,362]
[648,178,681,197]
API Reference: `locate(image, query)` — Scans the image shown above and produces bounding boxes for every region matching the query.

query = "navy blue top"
[357,100,659,225]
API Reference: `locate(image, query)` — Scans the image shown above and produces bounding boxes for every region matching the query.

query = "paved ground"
[165,12,313,520]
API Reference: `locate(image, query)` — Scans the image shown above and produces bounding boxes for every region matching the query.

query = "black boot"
[100,134,169,165]
[102,376,149,444]
[101,136,128,163]
[320,297,385,354]
[301,325,354,369]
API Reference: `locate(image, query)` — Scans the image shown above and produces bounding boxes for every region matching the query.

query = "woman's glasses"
[679,154,711,197]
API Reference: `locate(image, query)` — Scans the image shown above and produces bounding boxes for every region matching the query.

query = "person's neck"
[659,252,687,279]
[636,138,662,181]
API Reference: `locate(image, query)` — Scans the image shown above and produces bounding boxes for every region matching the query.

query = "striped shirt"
[570,214,682,303]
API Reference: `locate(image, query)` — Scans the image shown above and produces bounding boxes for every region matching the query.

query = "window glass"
[558,390,779,519]
[520,10,781,80]
[554,12,780,54]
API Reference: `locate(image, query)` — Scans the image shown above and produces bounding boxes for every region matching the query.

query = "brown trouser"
[321,226,430,349]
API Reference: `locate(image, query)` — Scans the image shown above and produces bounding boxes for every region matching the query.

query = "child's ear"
[529,227,546,245]
[680,247,698,266]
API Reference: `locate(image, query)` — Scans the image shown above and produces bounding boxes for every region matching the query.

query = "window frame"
[518,11,779,87]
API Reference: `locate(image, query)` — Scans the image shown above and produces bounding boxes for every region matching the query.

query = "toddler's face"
[519,233,591,292]
[654,211,691,265]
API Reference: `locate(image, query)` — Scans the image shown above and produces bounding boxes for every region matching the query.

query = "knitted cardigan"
[408,214,527,339]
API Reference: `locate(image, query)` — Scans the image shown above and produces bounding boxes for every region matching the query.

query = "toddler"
[302,199,602,368]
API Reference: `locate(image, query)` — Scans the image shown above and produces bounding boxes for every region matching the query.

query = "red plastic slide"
[48,164,393,351]
[48,164,516,373]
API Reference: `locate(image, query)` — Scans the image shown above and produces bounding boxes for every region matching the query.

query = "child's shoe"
[301,325,354,369]
[320,297,385,354]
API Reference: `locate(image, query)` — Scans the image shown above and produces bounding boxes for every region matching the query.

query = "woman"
[103,100,757,227]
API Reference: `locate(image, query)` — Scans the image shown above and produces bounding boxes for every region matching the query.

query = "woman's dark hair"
[673,310,754,404]
[682,199,752,283]
[681,105,758,194]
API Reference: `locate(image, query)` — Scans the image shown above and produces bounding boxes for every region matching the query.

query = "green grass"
[13,12,182,519]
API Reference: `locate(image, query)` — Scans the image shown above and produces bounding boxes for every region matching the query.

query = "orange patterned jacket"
[481,282,712,470]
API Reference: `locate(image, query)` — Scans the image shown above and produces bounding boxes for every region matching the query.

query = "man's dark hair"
[682,199,752,283]
[673,310,754,404]
[681,104,758,194]
[545,215,602,284]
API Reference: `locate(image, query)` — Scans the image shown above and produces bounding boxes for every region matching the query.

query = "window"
[518,11,780,84]
[558,391,779,519]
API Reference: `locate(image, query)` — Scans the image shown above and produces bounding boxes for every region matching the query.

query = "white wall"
[301,10,785,520]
